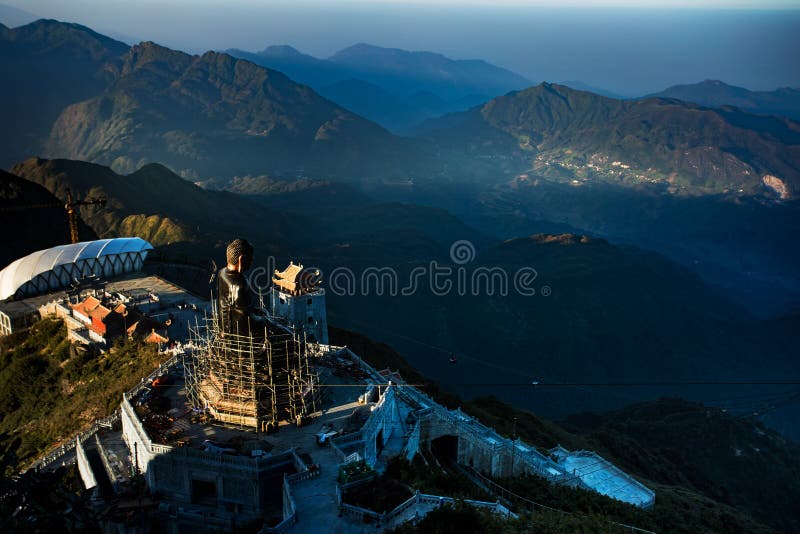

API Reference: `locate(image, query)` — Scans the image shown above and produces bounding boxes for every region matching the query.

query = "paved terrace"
[100,274,209,342]
[144,365,371,455]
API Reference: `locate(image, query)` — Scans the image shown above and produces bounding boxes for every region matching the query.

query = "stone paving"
[290,446,376,534]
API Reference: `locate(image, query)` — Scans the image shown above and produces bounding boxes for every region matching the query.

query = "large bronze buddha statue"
[217,238,264,335]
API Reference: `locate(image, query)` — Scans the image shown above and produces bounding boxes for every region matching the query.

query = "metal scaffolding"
[184,305,319,432]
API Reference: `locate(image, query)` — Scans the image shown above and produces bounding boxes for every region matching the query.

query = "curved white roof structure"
[0,238,154,300]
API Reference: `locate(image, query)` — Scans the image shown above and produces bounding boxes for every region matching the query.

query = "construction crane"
[0,188,107,244]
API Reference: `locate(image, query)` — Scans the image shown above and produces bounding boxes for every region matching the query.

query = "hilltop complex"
[2,238,654,531]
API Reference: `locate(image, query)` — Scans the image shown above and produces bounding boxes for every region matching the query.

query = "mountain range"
[44,40,423,181]
[3,19,799,202]
[1,19,798,314]
[0,20,435,182]
[0,19,128,169]
[649,79,800,121]
[408,83,800,315]
[1,19,799,318]
[421,82,800,198]
[226,43,530,132]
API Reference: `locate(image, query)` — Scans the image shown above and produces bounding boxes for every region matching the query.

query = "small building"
[127,315,170,344]
[0,240,204,342]
[70,295,129,344]
[143,329,169,344]
[69,294,173,346]
[0,300,39,336]
[270,262,328,344]
[0,237,152,337]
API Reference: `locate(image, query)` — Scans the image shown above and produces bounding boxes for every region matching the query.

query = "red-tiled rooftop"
[71,295,111,320]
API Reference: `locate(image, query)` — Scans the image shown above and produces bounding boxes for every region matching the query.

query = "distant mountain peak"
[132,162,174,175]
[345,42,377,50]
[328,42,530,99]
[120,40,192,74]
[674,79,748,92]
[331,42,450,63]
[648,79,800,120]
[1,18,129,59]
[499,233,598,249]
[259,44,303,57]
[335,42,388,53]
[19,18,117,42]
[226,39,530,130]
[519,82,593,100]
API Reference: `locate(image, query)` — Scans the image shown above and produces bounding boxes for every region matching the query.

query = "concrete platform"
[136,363,372,461]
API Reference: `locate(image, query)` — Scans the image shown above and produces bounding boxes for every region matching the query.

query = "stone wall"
[75,439,97,490]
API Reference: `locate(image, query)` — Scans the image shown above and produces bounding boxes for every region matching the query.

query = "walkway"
[290,446,373,534]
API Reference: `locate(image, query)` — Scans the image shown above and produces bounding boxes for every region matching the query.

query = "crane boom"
[0,187,106,244]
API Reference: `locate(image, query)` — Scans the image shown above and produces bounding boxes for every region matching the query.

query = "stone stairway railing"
[263,475,298,534]
[29,409,121,473]
[29,350,183,474]
[335,488,514,530]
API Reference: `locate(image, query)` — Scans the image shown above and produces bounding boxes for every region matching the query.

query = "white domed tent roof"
[0,238,154,300]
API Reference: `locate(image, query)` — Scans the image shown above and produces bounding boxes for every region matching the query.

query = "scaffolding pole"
[184,307,318,431]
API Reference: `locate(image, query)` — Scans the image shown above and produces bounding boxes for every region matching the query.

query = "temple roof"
[273,262,321,295]
[274,262,303,283]
[71,295,111,321]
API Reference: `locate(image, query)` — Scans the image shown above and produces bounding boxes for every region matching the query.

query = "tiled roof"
[71,295,111,320]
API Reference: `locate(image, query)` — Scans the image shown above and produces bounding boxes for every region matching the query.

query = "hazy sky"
[4,1,800,95]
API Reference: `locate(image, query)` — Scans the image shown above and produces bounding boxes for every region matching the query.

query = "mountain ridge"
[648,79,800,121]
[9,157,298,249]
[227,41,530,132]
[422,82,800,198]
[564,397,800,532]
[0,19,129,167]
[328,42,530,93]
[42,39,421,181]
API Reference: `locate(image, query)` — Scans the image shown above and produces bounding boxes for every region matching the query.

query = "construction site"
[21,255,656,533]
[184,312,321,432]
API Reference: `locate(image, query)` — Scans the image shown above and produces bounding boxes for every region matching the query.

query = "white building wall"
[120,393,158,486]
[362,386,402,466]
[270,288,328,344]
[75,439,97,490]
